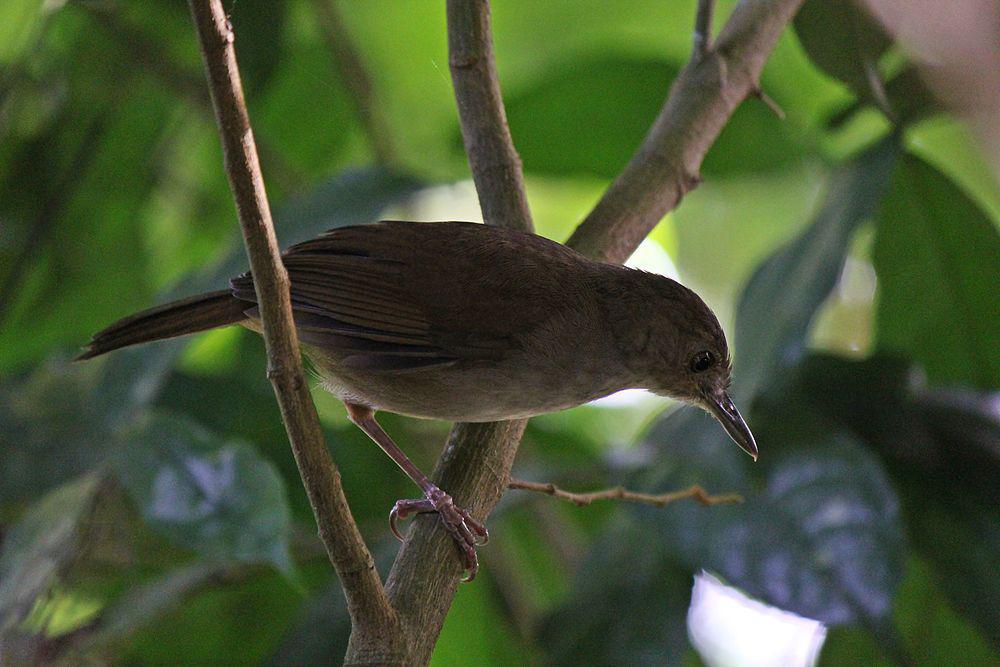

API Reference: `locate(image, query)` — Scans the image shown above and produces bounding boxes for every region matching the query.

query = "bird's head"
[642,276,758,461]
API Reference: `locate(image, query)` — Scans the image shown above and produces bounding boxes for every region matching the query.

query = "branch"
[508,479,744,507]
[353,0,803,662]
[353,2,534,662]
[185,1,403,658]
[309,0,397,165]
[693,0,715,57]
[566,0,805,264]
[445,0,533,232]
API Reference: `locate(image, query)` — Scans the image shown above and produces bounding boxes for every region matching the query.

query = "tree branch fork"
[186,0,803,662]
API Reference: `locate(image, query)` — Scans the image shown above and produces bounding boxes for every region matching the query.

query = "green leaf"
[793,0,892,105]
[873,154,1000,389]
[779,353,1000,648]
[631,407,753,565]
[704,436,904,628]
[734,137,898,401]
[121,567,306,666]
[73,561,262,658]
[0,473,102,634]
[504,57,804,180]
[636,408,904,629]
[505,58,673,179]
[266,582,351,666]
[112,414,294,573]
[894,558,999,664]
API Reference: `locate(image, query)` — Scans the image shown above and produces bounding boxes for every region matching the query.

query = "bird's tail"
[76,289,248,361]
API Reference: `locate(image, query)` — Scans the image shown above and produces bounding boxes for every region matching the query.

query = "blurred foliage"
[0,0,997,665]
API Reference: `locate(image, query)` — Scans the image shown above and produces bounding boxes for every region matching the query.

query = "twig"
[693,0,716,58]
[508,479,744,507]
[309,0,397,165]
[185,1,402,658]
[566,0,806,264]
[753,86,787,119]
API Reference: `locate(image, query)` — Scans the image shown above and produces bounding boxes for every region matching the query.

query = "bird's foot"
[389,487,489,581]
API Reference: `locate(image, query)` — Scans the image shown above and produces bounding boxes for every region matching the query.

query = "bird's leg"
[344,403,489,581]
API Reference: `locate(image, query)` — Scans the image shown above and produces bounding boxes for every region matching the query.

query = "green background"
[1,0,998,664]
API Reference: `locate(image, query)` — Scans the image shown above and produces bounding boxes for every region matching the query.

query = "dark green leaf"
[781,353,1000,647]
[793,0,892,105]
[704,436,904,627]
[734,137,898,401]
[637,408,904,629]
[504,58,672,179]
[74,561,262,658]
[120,567,305,666]
[112,414,294,573]
[266,581,351,666]
[873,154,1000,389]
[700,95,808,176]
[893,558,999,664]
[632,407,753,565]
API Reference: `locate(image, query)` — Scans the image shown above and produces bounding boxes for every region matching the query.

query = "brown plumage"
[80,220,755,579]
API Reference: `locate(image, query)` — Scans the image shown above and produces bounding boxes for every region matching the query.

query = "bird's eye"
[691,350,715,373]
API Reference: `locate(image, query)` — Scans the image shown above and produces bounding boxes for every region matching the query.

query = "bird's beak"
[704,391,758,461]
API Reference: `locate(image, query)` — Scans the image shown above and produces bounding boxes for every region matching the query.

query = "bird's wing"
[230,226,505,372]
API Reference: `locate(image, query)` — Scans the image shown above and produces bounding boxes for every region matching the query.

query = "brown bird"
[78,220,756,579]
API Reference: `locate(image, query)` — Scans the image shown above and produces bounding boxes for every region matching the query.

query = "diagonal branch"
[567,0,805,264]
[352,0,804,663]
[371,1,534,663]
[445,0,534,232]
[185,0,403,658]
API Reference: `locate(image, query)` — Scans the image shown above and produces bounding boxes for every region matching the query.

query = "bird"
[78,220,756,580]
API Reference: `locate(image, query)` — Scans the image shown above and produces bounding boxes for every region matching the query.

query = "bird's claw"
[388,488,489,581]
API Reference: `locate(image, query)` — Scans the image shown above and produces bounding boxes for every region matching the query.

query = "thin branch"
[185,1,402,658]
[693,0,716,58]
[753,86,787,119]
[309,0,397,165]
[566,0,806,264]
[508,479,744,507]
